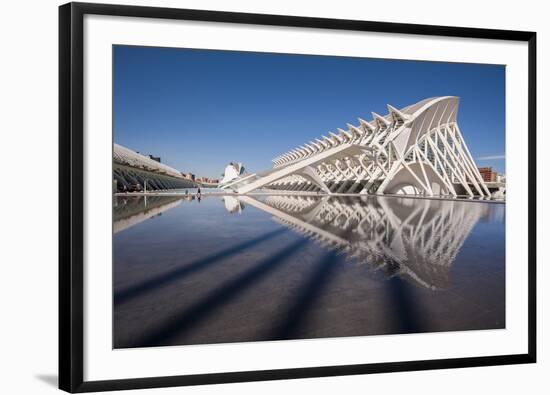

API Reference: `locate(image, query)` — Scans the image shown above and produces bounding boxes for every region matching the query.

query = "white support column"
[298,166,331,194]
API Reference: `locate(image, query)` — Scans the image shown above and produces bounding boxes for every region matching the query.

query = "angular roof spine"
[322,135,334,147]
[316,138,329,149]
[387,104,408,121]
[358,118,375,132]
[371,112,390,128]
[289,149,300,159]
[338,128,353,141]
[295,148,305,157]
[309,141,321,151]
[347,123,364,139]
[329,131,344,144]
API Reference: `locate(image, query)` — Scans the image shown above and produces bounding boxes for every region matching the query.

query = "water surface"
[113,194,505,348]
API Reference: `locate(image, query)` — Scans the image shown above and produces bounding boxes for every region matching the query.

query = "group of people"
[184,187,202,202]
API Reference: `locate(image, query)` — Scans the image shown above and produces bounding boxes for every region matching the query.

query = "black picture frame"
[59,2,537,392]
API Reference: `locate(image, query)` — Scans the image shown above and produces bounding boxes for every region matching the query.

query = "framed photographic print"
[59,2,537,392]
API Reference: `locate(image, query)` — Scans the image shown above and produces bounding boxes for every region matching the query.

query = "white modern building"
[220,162,246,184]
[220,96,490,197]
[113,143,195,191]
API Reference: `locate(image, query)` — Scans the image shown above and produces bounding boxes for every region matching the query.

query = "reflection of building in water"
[222,196,245,214]
[114,194,495,289]
[239,195,491,290]
[113,196,182,233]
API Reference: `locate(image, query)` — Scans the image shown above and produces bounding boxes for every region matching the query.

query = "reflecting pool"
[113,194,505,348]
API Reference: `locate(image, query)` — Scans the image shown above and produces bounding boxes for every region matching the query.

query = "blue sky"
[114,45,505,178]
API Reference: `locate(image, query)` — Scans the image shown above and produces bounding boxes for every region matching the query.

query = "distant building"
[195,176,219,184]
[478,167,497,183]
[221,162,246,185]
[183,172,195,181]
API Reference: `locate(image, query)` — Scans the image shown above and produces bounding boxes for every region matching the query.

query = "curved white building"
[113,143,195,191]
[114,143,184,178]
[220,162,246,185]
[220,97,490,197]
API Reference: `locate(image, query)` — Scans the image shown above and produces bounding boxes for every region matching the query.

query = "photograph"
[112,45,506,349]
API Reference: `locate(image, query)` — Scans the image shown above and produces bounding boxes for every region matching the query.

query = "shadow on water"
[128,237,309,348]
[114,227,288,306]
[262,217,358,341]
[268,249,341,340]
[386,276,425,333]
[113,195,504,346]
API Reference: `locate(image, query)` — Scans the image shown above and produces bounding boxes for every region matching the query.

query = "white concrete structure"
[114,143,185,178]
[220,162,246,185]
[220,97,490,197]
[113,143,195,191]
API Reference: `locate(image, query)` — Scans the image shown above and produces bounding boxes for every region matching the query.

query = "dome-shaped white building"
[220,162,246,185]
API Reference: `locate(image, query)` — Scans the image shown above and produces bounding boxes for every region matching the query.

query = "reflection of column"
[242,195,490,290]
[239,196,348,247]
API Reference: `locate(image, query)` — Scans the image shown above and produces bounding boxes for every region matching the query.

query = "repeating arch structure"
[220,97,490,197]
